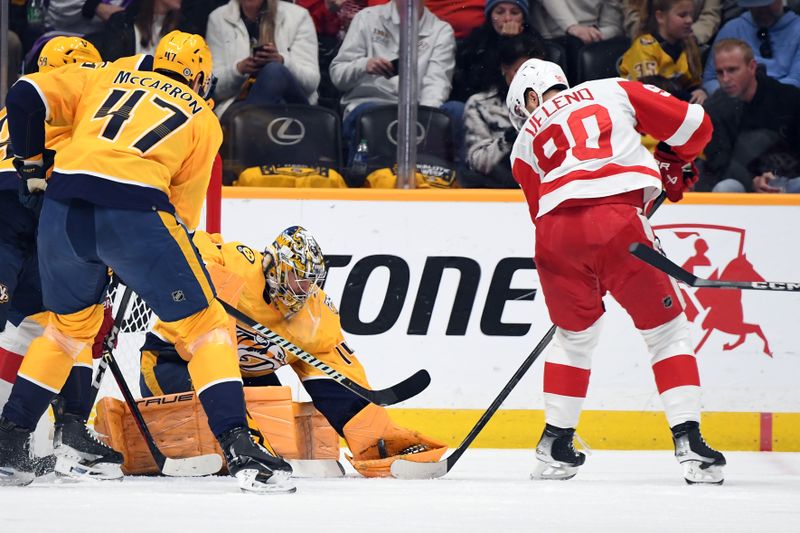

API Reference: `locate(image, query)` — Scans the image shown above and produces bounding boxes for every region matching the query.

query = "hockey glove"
[13,149,55,212]
[654,145,698,203]
[92,300,117,359]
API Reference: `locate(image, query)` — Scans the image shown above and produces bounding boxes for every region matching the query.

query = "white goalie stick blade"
[160,454,224,477]
[286,459,345,478]
[390,458,448,480]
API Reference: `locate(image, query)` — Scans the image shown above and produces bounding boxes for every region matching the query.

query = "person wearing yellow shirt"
[0,31,293,494]
[619,0,707,104]
[139,227,446,478]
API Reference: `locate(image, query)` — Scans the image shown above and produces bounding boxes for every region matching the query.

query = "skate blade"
[55,454,123,481]
[236,468,297,494]
[682,461,724,485]
[0,466,35,487]
[530,459,579,481]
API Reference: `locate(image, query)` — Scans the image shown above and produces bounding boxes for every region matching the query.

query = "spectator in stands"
[450,0,545,103]
[87,0,196,61]
[5,31,23,87]
[702,0,800,94]
[702,39,800,192]
[207,0,320,117]
[623,0,721,46]
[530,0,625,83]
[330,0,457,161]
[461,33,545,188]
[45,0,127,36]
[619,0,707,103]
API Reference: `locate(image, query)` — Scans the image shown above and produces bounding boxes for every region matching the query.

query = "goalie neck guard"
[263,226,327,315]
[506,58,569,131]
[38,36,102,73]
[153,30,214,99]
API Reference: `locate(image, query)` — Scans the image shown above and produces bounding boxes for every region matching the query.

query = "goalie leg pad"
[94,387,337,475]
[342,403,447,478]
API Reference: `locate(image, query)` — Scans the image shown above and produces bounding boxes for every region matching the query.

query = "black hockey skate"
[0,416,35,486]
[671,421,725,485]
[531,424,586,481]
[53,413,124,481]
[219,426,296,494]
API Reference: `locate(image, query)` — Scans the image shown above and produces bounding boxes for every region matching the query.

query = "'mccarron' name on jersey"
[113,70,203,114]
[524,88,595,136]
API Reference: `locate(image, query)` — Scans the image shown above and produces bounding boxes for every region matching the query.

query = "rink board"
[219,189,800,450]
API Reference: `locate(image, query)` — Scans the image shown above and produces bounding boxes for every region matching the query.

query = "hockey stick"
[391,192,668,479]
[85,281,133,418]
[219,300,431,406]
[630,242,800,292]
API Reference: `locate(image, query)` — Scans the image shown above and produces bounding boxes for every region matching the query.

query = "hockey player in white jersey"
[506,59,725,484]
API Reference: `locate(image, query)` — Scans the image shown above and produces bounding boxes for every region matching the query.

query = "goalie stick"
[630,242,800,292]
[219,300,431,406]
[391,192,667,480]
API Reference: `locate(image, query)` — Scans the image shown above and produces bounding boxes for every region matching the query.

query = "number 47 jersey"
[15,56,221,231]
[510,78,712,222]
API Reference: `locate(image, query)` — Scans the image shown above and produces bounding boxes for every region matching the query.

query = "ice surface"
[1,449,798,532]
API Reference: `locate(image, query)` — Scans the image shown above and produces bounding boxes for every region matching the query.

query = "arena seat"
[575,37,631,84]
[220,104,342,185]
[543,39,568,74]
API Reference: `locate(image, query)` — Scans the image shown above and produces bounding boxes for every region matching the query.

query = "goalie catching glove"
[654,144,698,203]
[343,403,447,478]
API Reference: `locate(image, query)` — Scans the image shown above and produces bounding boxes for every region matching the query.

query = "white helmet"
[506,59,569,131]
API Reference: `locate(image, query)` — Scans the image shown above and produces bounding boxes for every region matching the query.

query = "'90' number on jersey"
[92,88,190,154]
[532,104,613,174]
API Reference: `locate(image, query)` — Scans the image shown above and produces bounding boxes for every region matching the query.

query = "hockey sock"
[60,364,93,419]
[197,381,247,437]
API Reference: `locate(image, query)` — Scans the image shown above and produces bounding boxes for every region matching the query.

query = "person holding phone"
[330,0,460,164]
[206,0,321,117]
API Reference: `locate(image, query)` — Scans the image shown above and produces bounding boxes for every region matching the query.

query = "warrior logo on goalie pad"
[236,326,288,376]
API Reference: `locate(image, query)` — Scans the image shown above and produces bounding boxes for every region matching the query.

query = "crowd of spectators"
[4,0,800,191]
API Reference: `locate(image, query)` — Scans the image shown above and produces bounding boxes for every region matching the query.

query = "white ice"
[1,449,798,532]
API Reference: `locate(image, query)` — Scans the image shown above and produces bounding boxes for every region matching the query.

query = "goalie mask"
[506,58,569,131]
[263,226,326,315]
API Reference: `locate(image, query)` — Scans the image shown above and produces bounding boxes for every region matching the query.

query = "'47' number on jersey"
[92,88,190,154]
[532,104,613,174]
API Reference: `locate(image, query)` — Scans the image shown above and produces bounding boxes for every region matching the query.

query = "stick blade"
[161,453,223,477]
[390,457,448,479]
[286,459,345,478]
[370,369,431,406]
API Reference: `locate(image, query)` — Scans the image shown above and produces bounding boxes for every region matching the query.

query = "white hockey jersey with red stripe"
[510,78,712,221]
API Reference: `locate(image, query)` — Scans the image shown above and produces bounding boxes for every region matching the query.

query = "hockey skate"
[53,413,124,481]
[672,421,725,485]
[531,424,586,481]
[0,417,35,486]
[219,427,296,494]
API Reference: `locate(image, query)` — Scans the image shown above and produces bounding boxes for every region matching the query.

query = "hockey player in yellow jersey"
[138,227,447,477]
[0,31,294,493]
[0,37,128,481]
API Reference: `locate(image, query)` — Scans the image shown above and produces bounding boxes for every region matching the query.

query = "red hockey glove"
[654,147,698,203]
[92,301,116,359]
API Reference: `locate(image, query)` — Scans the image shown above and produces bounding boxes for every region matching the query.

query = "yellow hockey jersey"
[17,55,221,230]
[0,107,70,191]
[153,231,370,385]
[618,34,700,90]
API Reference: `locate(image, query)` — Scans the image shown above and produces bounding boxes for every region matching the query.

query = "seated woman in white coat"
[206,0,321,117]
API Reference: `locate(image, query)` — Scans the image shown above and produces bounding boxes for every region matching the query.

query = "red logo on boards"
[653,224,773,357]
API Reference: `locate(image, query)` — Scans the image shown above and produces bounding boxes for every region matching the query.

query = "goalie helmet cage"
[93,161,222,403]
